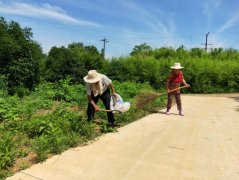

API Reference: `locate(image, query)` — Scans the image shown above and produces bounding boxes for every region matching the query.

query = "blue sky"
[0,0,239,58]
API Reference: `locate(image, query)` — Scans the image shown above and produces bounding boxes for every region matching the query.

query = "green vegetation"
[0,80,161,179]
[0,17,43,95]
[107,56,239,93]
[0,17,239,179]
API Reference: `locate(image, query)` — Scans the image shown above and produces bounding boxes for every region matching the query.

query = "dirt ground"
[7,94,239,180]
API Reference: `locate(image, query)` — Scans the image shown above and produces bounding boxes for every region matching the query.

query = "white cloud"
[60,0,106,12]
[121,1,175,36]
[202,0,223,28]
[218,12,239,32]
[203,0,222,18]
[0,1,101,26]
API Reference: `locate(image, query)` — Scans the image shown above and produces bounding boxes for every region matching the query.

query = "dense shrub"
[105,57,239,93]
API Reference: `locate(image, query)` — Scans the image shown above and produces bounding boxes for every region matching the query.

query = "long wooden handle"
[168,85,188,93]
[99,109,112,112]
[99,109,123,114]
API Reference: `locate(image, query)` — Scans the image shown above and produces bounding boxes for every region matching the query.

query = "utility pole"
[203,32,212,51]
[100,37,109,59]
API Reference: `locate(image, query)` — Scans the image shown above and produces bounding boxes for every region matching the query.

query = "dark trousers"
[87,88,114,124]
[167,93,182,111]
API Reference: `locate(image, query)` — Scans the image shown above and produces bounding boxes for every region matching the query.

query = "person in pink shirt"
[166,63,190,116]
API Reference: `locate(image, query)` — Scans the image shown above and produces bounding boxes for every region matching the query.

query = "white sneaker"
[166,111,170,115]
[179,111,184,116]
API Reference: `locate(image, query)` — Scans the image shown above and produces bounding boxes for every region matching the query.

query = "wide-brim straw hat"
[171,62,184,69]
[84,70,102,83]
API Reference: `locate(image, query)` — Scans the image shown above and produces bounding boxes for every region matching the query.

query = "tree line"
[0,17,239,95]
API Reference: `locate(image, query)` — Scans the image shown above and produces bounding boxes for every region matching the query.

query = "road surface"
[7,94,239,180]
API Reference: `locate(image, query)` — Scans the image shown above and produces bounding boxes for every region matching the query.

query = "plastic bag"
[110,94,130,113]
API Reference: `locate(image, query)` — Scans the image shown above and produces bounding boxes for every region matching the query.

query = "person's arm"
[109,83,116,96]
[87,95,100,112]
[166,74,172,93]
[182,79,190,87]
[86,83,100,112]
[166,79,170,93]
[182,73,190,87]
[103,75,116,95]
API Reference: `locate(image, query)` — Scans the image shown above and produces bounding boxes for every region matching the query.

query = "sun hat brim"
[171,66,184,69]
[84,73,102,83]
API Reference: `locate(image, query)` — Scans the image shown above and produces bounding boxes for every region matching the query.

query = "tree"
[154,47,176,59]
[224,48,239,61]
[189,48,205,58]
[45,46,81,82]
[130,43,153,57]
[210,48,223,59]
[0,17,43,94]
[176,45,189,60]
[68,43,105,70]
[44,42,105,83]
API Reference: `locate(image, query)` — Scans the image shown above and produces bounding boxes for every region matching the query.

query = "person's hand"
[112,91,117,97]
[186,84,190,88]
[167,89,170,93]
[94,105,100,112]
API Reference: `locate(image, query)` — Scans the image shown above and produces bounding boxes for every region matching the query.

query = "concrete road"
[7,94,239,180]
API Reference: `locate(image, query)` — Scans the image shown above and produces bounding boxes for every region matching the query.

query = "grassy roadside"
[0,80,166,179]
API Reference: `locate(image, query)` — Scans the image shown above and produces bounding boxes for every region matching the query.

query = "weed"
[0,132,16,169]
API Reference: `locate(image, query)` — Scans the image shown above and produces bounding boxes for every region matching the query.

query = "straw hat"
[171,62,184,69]
[83,70,102,83]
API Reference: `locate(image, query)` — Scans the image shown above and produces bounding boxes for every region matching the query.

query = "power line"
[210,31,239,34]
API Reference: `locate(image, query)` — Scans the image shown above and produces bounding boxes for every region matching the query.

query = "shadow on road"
[228,95,239,112]
[157,110,180,116]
